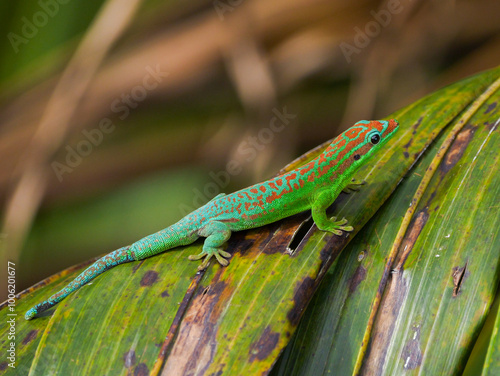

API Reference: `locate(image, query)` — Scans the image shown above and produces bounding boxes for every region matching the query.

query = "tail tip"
[25,308,37,320]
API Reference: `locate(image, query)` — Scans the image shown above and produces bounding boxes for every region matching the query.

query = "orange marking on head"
[324,138,345,156]
[345,128,360,138]
[370,120,386,132]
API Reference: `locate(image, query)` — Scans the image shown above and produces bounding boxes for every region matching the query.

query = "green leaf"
[2,66,500,375]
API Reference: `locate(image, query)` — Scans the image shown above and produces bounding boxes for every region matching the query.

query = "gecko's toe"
[191,248,231,270]
[214,252,229,266]
[218,250,231,259]
[336,217,348,226]
[188,252,204,261]
[198,254,213,270]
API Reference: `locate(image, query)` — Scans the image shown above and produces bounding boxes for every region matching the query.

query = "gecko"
[25,119,399,320]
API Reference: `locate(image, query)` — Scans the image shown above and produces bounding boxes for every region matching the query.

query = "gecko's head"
[346,119,399,165]
[322,119,398,178]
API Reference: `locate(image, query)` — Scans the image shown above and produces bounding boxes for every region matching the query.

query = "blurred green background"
[1,0,500,301]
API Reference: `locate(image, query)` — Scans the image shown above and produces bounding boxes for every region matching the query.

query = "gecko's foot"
[317,217,354,236]
[342,179,366,193]
[188,249,231,271]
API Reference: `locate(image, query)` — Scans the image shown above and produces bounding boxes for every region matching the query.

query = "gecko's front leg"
[342,178,366,193]
[311,189,353,236]
[188,221,232,270]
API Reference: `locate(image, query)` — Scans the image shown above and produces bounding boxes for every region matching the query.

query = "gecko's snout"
[387,119,399,132]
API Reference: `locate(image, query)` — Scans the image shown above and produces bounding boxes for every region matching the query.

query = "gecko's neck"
[293,134,358,187]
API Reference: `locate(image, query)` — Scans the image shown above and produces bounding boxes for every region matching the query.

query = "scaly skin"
[25,119,399,320]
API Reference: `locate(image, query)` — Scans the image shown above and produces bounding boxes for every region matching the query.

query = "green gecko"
[25,119,399,320]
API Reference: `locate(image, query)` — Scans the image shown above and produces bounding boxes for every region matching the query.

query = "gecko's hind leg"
[188,221,232,270]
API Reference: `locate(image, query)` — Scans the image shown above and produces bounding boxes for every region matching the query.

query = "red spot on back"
[249,212,266,220]
[266,191,283,203]
[299,163,314,175]
[259,186,267,193]
[250,188,259,194]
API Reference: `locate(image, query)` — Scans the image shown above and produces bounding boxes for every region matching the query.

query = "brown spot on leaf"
[161,290,170,298]
[140,270,158,286]
[441,124,475,174]
[249,326,280,362]
[403,138,413,150]
[348,265,367,294]
[362,272,408,374]
[394,209,429,271]
[134,362,149,376]
[161,277,230,375]
[484,102,497,114]
[123,350,136,368]
[486,116,500,131]
[401,325,422,369]
[287,276,316,326]
[452,262,468,297]
[0,362,8,371]
[22,330,38,346]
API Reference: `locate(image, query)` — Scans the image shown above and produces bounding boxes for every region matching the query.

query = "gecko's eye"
[370,133,381,145]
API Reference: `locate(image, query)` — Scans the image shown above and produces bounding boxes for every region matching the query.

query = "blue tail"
[25,246,133,320]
